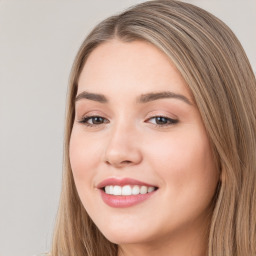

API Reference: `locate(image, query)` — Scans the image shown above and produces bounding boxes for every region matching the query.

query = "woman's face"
[70,40,219,250]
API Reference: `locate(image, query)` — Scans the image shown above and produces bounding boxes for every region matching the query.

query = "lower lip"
[99,189,157,208]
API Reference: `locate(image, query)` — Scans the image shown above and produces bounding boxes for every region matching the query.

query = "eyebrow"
[75,91,192,105]
[75,91,107,103]
[138,91,192,105]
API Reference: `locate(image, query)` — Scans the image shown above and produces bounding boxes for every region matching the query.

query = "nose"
[104,123,143,168]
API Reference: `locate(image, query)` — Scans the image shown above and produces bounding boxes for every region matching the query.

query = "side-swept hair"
[51,1,256,255]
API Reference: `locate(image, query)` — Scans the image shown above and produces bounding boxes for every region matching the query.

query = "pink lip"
[100,190,156,208]
[97,177,156,188]
[97,178,158,208]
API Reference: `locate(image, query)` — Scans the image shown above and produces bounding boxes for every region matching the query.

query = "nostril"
[121,160,132,164]
[105,159,132,166]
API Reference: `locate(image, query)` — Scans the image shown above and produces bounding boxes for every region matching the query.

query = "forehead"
[77,39,192,101]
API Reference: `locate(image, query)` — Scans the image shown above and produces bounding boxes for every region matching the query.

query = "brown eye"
[147,116,178,126]
[89,116,105,124]
[155,116,170,124]
[78,116,109,126]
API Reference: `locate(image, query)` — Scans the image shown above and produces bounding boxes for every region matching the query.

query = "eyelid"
[146,115,178,125]
[75,108,110,126]
[144,111,179,128]
[145,111,178,120]
[76,109,109,120]
[76,111,179,128]
[77,116,109,129]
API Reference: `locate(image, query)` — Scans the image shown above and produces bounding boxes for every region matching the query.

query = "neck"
[118,215,210,256]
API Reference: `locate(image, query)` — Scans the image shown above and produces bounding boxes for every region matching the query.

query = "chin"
[99,225,154,245]
[104,234,151,246]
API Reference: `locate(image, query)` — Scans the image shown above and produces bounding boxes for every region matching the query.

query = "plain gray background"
[0,1,255,256]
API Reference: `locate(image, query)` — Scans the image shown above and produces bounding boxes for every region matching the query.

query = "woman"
[51,0,256,255]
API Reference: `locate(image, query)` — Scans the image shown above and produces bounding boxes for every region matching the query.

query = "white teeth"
[140,186,147,194]
[122,185,132,195]
[104,185,156,195]
[113,185,122,195]
[105,186,110,194]
[109,185,114,194]
[132,185,140,195]
[148,187,155,193]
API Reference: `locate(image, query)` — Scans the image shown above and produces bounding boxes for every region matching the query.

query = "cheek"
[145,127,219,198]
[69,130,105,212]
[69,130,101,183]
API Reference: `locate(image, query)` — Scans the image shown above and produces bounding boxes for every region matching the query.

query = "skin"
[69,39,220,256]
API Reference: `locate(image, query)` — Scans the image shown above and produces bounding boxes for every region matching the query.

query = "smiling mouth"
[97,178,158,207]
[102,185,158,196]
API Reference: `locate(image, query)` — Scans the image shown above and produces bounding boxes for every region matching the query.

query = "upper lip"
[97,177,157,189]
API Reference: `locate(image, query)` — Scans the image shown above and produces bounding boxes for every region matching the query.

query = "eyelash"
[147,116,179,127]
[78,116,109,127]
[77,115,178,128]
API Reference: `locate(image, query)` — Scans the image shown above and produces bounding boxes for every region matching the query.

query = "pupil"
[93,117,103,124]
[156,117,167,124]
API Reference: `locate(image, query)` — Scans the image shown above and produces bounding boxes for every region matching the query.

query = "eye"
[78,115,109,127]
[147,116,178,127]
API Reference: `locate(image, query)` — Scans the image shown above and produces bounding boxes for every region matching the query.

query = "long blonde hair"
[51,1,256,255]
